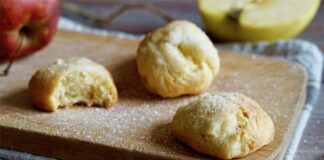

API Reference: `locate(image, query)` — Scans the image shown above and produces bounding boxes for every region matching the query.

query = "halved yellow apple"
[198,0,321,41]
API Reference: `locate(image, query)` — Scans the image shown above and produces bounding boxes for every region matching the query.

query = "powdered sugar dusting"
[0,37,306,159]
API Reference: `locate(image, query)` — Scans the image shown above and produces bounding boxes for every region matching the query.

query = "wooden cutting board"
[0,30,307,160]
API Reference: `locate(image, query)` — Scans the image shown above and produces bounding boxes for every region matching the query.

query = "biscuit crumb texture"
[29,57,118,112]
[137,20,220,97]
[171,92,275,159]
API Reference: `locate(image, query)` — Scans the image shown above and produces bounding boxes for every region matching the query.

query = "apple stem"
[61,3,173,26]
[1,36,24,76]
[228,8,242,22]
[228,0,263,22]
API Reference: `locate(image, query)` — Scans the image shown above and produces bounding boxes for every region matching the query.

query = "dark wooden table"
[62,1,324,159]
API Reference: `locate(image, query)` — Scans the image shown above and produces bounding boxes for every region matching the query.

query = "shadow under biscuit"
[149,123,211,159]
[1,89,36,112]
[110,57,161,101]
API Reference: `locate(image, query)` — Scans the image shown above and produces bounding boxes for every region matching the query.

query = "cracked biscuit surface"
[171,92,275,159]
[137,20,220,97]
[29,57,118,112]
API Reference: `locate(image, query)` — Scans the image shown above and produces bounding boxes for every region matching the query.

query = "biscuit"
[29,57,118,112]
[171,92,275,159]
[137,20,220,97]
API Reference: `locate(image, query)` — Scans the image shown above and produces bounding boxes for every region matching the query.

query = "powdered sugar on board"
[0,31,306,159]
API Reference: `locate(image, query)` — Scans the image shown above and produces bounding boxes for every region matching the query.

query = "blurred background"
[61,0,202,33]
[62,0,324,49]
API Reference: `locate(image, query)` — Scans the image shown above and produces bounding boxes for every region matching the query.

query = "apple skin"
[0,0,60,62]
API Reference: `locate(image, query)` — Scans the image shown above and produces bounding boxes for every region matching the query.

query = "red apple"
[0,0,60,62]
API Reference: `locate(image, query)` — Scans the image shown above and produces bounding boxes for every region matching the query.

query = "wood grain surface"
[60,1,324,159]
[0,30,307,159]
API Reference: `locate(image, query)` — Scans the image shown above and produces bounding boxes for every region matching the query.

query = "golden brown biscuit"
[137,20,220,97]
[29,57,118,112]
[171,92,275,159]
